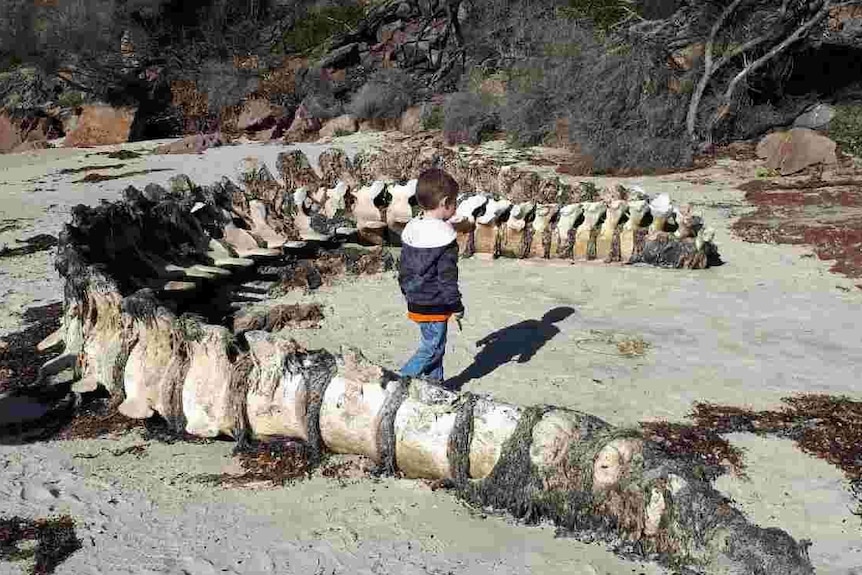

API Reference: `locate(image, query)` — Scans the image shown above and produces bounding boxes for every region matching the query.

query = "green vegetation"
[755,166,779,179]
[420,105,444,130]
[829,104,862,158]
[542,41,582,58]
[558,0,641,32]
[281,4,366,54]
[57,91,84,109]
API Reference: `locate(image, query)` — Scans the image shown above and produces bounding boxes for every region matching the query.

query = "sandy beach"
[1,135,860,574]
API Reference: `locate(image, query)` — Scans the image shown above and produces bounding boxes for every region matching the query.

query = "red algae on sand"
[732,179,862,281]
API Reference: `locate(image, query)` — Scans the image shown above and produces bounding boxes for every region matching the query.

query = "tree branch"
[708,0,834,134]
[686,0,747,140]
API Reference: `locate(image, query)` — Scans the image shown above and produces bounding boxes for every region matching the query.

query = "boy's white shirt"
[401,216,457,249]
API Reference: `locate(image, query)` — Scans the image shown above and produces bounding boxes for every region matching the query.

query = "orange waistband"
[408,311,452,323]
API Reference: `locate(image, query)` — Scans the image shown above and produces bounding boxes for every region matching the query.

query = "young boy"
[398,168,464,384]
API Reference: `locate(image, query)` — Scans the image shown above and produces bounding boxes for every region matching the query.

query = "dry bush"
[348,68,418,120]
[442,91,499,145]
[499,87,556,147]
[297,70,345,120]
[460,6,696,171]
[257,57,307,102]
[707,92,804,144]
[170,80,209,118]
[195,59,260,115]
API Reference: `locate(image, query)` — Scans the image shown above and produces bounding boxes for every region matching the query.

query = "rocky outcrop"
[756,128,838,176]
[318,114,359,139]
[64,105,137,148]
[793,104,836,131]
[0,114,20,153]
[236,98,287,133]
[153,132,227,155]
[283,104,321,143]
[0,112,64,154]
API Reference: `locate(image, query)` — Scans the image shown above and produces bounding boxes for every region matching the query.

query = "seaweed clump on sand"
[691,395,862,511]
[0,235,58,259]
[0,515,82,574]
[639,421,748,482]
[196,437,311,487]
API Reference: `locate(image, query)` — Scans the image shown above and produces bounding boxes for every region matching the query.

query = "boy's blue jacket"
[398,217,464,316]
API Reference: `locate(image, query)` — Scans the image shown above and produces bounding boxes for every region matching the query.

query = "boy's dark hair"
[416,168,459,210]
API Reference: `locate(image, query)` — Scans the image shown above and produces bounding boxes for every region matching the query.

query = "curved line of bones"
[233,149,717,265]
[31,149,813,574]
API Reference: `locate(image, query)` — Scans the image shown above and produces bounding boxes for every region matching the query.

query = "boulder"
[64,105,136,147]
[396,2,412,18]
[0,114,21,153]
[377,21,403,44]
[399,106,422,134]
[319,43,360,70]
[247,127,276,141]
[793,104,836,131]
[756,128,838,175]
[319,114,359,139]
[282,104,321,143]
[154,132,226,155]
[0,113,63,153]
[236,98,286,132]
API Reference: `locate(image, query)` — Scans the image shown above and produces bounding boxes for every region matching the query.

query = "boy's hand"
[454,311,464,331]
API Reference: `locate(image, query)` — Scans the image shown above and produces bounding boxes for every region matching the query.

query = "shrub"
[420,103,444,130]
[293,68,347,120]
[195,60,260,114]
[57,90,84,108]
[303,91,344,120]
[0,66,57,112]
[281,4,366,54]
[829,104,862,158]
[499,88,556,147]
[755,166,778,178]
[458,3,704,171]
[442,91,500,145]
[560,0,643,33]
[493,17,694,170]
[708,93,803,144]
[348,68,417,120]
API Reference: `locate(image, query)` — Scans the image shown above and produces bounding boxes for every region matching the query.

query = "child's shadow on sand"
[445,306,576,391]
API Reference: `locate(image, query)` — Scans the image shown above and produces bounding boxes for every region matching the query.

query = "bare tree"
[684,0,862,142]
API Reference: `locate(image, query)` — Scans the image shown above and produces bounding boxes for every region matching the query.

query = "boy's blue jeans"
[401,321,448,382]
